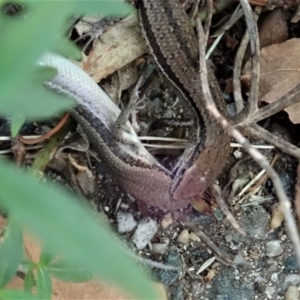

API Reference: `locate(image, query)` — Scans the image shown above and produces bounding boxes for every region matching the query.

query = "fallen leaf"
[204,269,216,283]
[243,38,300,123]
[258,9,288,49]
[75,15,147,82]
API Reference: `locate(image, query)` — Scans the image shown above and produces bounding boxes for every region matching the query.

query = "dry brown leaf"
[75,15,147,82]
[204,269,216,283]
[243,38,300,123]
[259,9,288,49]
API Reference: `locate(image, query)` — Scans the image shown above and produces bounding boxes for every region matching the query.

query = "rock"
[266,286,275,299]
[177,229,189,245]
[283,274,300,290]
[271,273,279,283]
[209,268,255,300]
[151,243,168,254]
[270,203,284,229]
[266,240,283,257]
[117,211,137,233]
[284,255,299,273]
[161,213,173,229]
[189,232,200,242]
[285,286,299,300]
[132,219,157,250]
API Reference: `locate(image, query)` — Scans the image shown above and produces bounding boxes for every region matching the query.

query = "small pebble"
[283,274,300,290]
[132,218,157,250]
[233,149,243,159]
[151,243,168,254]
[266,240,283,257]
[177,229,190,245]
[189,232,200,242]
[270,203,284,229]
[266,286,275,299]
[161,213,173,229]
[285,286,299,300]
[271,273,278,282]
[117,211,137,233]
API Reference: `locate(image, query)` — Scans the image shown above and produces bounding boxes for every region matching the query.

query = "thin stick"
[203,0,213,47]
[18,113,70,145]
[211,185,246,235]
[182,221,234,266]
[241,123,300,159]
[249,82,300,124]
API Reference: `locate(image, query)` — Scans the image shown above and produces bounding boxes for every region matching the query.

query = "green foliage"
[0,1,158,299]
[0,220,23,288]
[36,268,52,300]
[24,270,34,293]
[46,259,92,283]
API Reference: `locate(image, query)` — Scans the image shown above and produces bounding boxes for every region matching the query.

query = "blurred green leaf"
[0,289,37,299]
[47,259,91,283]
[24,269,35,293]
[0,161,158,299]
[0,0,131,121]
[0,220,23,289]
[10,114,26,137]
[39,248,55,266]
[36,268,52,300]
[0,3,71,103]
[74,1,132,15]
[1,66,75,120]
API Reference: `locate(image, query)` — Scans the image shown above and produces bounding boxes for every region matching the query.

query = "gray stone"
[284,255,299,273]
[266,286,275,299]
[209,268,255,300]
[283,274,300,290]
[151,243,168,254]
[117,211,137,233]
[132,218,157,250]
[266,240,283,257]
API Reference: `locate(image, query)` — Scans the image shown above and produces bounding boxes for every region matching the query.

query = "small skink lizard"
[39,0,231,211]
[39,53,186,211]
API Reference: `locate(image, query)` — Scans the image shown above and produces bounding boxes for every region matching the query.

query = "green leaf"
[36,268,52,300]
[0,220,23,288]
[0,161,158,299]
[0,3,71,107]
[10,114,26,137]
[0,289,37,299]
[24,269,35,293]
[0,1,132,120]
[39,248,55,267]
[47,259,91,283]
[1,66,75,120]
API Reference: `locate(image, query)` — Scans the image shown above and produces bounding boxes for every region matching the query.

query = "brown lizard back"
[138,0,231,200]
